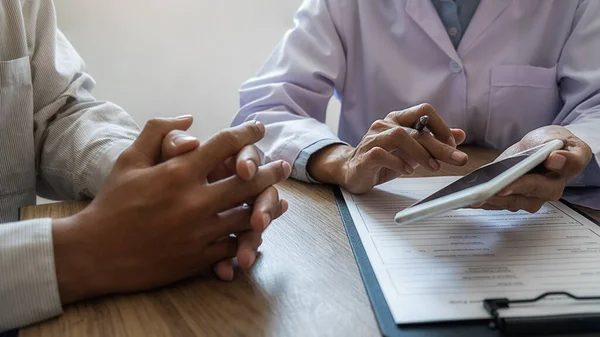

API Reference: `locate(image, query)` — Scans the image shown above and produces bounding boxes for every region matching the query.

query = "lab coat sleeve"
[232,0,346,173]
[556,0,600,191]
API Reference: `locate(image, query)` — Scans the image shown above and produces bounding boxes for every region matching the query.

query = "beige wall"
[53,0,340,141]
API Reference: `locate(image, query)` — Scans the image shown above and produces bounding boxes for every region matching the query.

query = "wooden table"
[18,147,600,337]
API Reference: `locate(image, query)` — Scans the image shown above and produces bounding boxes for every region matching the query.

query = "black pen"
[412,115,429,131]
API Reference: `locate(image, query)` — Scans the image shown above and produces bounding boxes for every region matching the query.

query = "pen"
[412,115,429,132]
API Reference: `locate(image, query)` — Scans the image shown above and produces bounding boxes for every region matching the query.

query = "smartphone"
[393,139,565,225]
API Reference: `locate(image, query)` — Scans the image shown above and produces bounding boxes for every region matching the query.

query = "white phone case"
[394,139,564,225]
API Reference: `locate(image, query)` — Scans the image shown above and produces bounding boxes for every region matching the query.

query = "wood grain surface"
[18,146,600,337]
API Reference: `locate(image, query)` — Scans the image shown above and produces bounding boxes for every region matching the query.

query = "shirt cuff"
[291,139,346,183]
[567,154,600,187]
[562,187,600,210]
[85,139,133,196]
[0,219,62,331]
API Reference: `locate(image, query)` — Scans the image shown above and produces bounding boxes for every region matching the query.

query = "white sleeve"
[232,0,346,168]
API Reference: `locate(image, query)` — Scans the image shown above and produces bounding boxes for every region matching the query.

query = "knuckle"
[418,103,437,115]
[271,162,286,181]
[219,129,244,150]
[243,121,263,140]
[250,164,283,194]
[165,161,189,182]
[389,126,409,139]
[259,187,279,210]
[370,119,388,131]
[269,185,280,200]
[362,133,378,145]
[181,196,200,218]
[144,118,163,131]
[403,127,419,139]
[438,143,455,158]
[384,111,401,120]
[420,103,434,110]
[247,179,265,197]
[176,194,203,222]
[413,131,428,141]
[367,147,386,160]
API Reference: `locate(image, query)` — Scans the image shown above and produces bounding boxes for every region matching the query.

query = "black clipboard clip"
[483,292,600,336]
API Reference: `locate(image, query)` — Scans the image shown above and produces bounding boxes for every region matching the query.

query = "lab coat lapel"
[458,0,512,56]
[405,0,460,63]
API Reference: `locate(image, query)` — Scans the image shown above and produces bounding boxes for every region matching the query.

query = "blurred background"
[54,0,341,140]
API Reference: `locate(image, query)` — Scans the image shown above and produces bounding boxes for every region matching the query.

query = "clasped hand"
[53,117,290,304]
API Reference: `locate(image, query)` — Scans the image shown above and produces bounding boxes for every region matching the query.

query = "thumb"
[450,128,466,146]
[161,130,200,162]
[544,140,592,180]
[132,115,194,166]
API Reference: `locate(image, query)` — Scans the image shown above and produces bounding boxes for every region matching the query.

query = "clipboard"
[334,186,600,337]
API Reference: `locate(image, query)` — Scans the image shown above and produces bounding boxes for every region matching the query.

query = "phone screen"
[412,145,547,207]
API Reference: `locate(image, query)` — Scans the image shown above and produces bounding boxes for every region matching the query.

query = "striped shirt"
[0,0,140,331]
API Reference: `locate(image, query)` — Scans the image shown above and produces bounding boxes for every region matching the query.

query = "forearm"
[52,216,99,305]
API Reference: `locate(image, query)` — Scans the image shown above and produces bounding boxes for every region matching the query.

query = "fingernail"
[175,114,193,120]
[429,158,441,171]
[246,160,256,177]
[257,121,265,133]
[447,136,456,148]
[451,150,468,164]
[547,154,566,171]
[262,214,271,230]
[404,165,414,175]
[282,161,292,178]
[247,119,264,129]
[172,135,197,146]
[472,202,484,208]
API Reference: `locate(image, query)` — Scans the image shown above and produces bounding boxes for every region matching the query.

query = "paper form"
[341,177,600,324]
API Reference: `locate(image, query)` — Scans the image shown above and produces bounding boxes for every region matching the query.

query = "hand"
[473,125,593,212]
[161,123,288,281]
[307,103,468,194]
[52,118,292,304]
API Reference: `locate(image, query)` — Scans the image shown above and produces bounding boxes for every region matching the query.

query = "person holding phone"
[233,0,600,212]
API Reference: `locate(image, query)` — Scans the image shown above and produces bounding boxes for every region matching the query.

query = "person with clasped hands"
[0,0,290,331]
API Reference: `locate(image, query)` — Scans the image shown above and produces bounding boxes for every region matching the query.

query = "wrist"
[307,144,353,186]
[52,213,100,305]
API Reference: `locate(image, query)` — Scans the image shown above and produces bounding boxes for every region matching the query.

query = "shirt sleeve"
[0,219,61,332]
[24,0,140,200]
[0,0,142,331]
[555,0,600,189]
[291,139,346,183]
[232,0,346,171]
